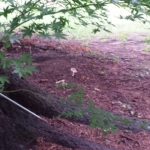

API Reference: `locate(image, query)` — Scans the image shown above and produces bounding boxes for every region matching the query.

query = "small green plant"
[144,36,150,44]
[56,82,76,89]
[86,51,99,57]
[141,46,150,54]
[145,46,150,51]
[141,51,146,55]
[118,32,127,42]
[108,55,120,63]
[59,88,117,134]
[59,88,150,135]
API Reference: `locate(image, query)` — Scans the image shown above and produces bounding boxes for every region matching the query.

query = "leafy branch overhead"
[0,0,149,43]
[0,0,111,40]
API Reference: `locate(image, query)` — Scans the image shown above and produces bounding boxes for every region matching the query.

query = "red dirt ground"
[8,33,150,149]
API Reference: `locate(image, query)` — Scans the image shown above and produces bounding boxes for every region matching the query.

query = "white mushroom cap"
[71,68,77,76]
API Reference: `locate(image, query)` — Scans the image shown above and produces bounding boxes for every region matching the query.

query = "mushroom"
[56,79,65,86]
[71,68,77,76]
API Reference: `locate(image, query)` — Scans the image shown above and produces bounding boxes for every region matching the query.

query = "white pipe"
[0,93,43,121]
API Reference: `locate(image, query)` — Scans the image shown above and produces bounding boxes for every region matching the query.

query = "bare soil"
[4,33,150,149]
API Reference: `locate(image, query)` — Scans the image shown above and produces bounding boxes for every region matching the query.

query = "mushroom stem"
[71,68,77,77]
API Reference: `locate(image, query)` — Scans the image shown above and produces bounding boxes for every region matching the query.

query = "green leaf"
[60,98,66,103]
[38,31,51,39]
[2,6,14,18]
[65,112,73,118]
[23,65,36,76]
[2,58,12,68]
[12,58,22,68]
[57,114,62,118]
[74,110,84,117]
[103,131,109,136]
[87,99,95,107]
[32,23,43,31]
[103,28,111,33]
[12,68,24,78]
[9,34,20,44]
[21,26,35,38]
[0,51,5,60]
[4,42,11,49]
[20,53,33,63]
[68,88,84,105]
[13,65,36,78]
[0,76,9,85]
[9,16,20,29]
[90,123,96,128]
[53,32,67,39]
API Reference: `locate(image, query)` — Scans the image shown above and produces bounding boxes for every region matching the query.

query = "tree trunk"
[0,96,114,150]
[1,67,150,134]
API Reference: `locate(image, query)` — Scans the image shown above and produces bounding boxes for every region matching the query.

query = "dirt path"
[6,33,150,149]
